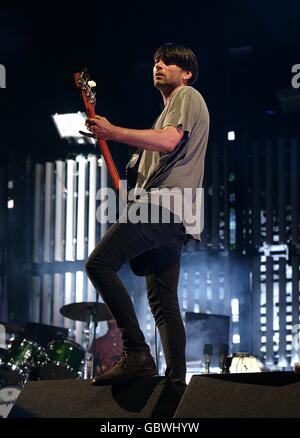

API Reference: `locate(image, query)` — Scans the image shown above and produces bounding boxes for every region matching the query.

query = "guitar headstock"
[73,69,97,117]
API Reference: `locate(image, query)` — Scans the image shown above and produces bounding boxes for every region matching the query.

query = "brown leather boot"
[92,351,158,386]
[294,362,300,373]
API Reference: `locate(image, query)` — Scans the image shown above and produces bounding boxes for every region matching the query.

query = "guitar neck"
[74,71,127,201]
[86,108,126,199]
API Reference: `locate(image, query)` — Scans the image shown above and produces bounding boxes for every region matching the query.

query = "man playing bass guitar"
[84,43,209,386]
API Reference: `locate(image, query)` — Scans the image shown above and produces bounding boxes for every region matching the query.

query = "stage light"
[54,160,65,262]
[88,155,97,255]
[53,273,63,327]
[231,298,239,322]
[232,334,240,344]
[65,159,76,261]
[75,271,84,345]
[65,273,73,304]
[0,64,6,88]
[259,242,288,258]
[33,164,42,263]
[64,273,74,330]
[278,357,289,368]
[76,271,84,303]
[76,155,86,260]
[7,199,14,209]
[227,131,235,141]
[42,274,51,323]
[0,324,5,349]
[52,112,95,144]
[44,162,53,262]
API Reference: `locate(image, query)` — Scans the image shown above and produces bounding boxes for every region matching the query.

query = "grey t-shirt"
[130,85,209,240]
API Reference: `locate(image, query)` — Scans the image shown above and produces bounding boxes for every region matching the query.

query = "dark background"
[1,1,300,173]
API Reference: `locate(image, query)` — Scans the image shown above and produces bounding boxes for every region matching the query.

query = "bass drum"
[0,385,22,418]
[38,338,85,380]
[1,337,47,384]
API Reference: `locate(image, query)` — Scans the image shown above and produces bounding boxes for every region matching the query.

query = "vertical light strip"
[0,325,5,350]
[31,276,41,322]
[88,154,97,255]
[87,280,96,302]
[0,167,4,267]
[87,155,97,302]
[65,159,76,261]
[53,273,63,327]
[54,160,65,261]
[44,162,53,262]
[42,274,52,324]
[75,271,84,345]
[75,271,84,301]
[64,272,73,304]
[76,155,86,260]
[100,157,108,237]
[64,272,74,330]
[33,164,42,263]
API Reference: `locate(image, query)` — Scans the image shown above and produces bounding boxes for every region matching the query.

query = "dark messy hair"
[153,43,199,85]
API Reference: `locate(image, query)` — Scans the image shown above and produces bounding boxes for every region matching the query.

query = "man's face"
[153,58,191,89]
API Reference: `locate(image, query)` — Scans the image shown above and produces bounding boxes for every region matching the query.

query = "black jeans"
[85,206,187,381]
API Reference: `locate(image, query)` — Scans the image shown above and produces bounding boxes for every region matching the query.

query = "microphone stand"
[203,344,213,374]
[204,354,211,374]
[91,312,98,379]
[91,293,103,378]
[219,344,229,374]
[83,301,99,379]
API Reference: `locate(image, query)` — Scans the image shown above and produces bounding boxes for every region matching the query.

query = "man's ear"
[183,70,192,83]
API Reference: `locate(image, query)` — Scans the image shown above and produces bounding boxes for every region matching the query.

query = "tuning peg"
[88,80,97,88]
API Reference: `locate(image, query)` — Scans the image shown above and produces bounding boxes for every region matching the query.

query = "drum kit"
[0,301,112,417]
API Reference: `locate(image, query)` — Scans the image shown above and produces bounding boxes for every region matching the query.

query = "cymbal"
[60,302,113,322]
[0,321,24,334]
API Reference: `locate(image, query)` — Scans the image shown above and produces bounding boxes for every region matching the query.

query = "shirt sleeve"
[161,87,201,138]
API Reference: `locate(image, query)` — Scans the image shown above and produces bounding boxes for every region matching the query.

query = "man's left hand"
[80,115,114,140]
[87,115,113,139]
